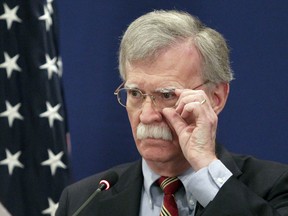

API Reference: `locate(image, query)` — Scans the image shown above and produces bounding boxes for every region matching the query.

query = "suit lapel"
[95,161,143,216]
[215,144,242,177]
[98,178,142,215]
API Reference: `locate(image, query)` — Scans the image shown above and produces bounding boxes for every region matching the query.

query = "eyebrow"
[124,83,139,89]
[124,83,177,93]
[155,87,176,93]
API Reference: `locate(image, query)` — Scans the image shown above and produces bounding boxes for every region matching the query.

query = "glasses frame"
[114,80,210,108]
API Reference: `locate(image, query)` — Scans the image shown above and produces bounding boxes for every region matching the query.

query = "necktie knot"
[157,176,182,195]
[157,176,182,216]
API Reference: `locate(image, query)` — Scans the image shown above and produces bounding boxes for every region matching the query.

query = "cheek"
[127,108,140,137]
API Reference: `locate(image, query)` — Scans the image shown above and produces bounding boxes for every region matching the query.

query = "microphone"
[72,171,119,216]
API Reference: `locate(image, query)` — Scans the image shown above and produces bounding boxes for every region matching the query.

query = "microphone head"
[98,171,119,191]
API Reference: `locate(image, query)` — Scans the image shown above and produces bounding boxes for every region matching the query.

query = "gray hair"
[118,10,234,83]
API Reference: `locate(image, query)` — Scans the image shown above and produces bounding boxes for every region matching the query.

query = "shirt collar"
[142,159,160,202]
[142,158,195,201]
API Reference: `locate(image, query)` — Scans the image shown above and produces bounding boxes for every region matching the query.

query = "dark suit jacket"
[56,145,288,216]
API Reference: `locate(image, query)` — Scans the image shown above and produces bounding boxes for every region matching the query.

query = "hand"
[162,89,218,171]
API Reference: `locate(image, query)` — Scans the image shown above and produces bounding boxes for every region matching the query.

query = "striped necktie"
[157,176,182,216]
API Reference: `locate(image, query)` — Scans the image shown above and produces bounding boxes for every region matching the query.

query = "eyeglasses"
[114,80,209,109]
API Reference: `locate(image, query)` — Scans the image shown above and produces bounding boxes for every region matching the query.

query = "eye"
[127,89,142,99]
[160,90,177,100]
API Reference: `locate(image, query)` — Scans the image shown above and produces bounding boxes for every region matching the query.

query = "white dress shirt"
[139,159,232,216]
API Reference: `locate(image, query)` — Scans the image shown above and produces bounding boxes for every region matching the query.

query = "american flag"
[0,0,70,215]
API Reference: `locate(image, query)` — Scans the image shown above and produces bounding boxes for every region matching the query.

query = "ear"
[209,82,230,115]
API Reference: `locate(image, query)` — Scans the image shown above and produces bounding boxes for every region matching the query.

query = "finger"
[175,92,209,115]
[174,88,198,104]
[180,102,202,119]
[175,88,205,99]
[162,107,191,137]
[175,89,207,103]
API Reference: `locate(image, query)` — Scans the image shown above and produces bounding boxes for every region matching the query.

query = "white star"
[0,3,22,30]
[39,54,58,79]
[0,202,12,216]
[39,102,63,128]
[47,0,54,14]
[0,52,22,78]
[42,198,58,216]
[0,101,24,127]
[0,149,24,175]
[41,149,66,176]
[57,57,63,77]
[38,6,52,31]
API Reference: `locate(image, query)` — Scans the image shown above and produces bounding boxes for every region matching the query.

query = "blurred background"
[57,0,288,182]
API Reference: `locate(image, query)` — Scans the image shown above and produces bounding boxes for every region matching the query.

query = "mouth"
[138,137,173,147]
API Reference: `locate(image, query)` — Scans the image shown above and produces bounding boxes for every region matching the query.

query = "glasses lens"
[117,88,128,107]
[155,90,178,108]
[117,88,145,108]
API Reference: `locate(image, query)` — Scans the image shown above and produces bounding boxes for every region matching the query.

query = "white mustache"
[136,123,173,141]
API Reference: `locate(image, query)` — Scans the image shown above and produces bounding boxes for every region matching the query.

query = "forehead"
[125,42,203,89]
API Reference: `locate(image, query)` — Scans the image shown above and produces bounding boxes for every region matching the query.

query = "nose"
[139,97,162,124]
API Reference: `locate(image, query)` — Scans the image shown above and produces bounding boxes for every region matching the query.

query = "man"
[56,10,288,216]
